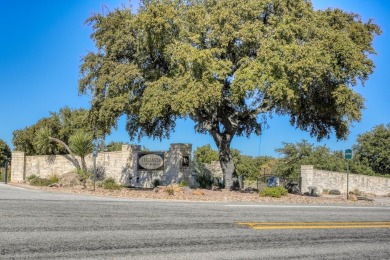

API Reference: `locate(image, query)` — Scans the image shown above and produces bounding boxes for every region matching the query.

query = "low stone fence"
[301,165,390,196]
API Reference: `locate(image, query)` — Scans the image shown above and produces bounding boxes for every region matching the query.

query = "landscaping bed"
[9,182,389,206]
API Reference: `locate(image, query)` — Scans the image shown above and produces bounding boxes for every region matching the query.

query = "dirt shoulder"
[8,182,390,206]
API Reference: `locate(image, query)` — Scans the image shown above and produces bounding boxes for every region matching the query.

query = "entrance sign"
[138,153,164,170]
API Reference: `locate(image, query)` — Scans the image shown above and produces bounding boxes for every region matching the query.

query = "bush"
[352,188,363,196]
[102,177,121,190]
[193,160,214,188]
[27,174,38,181]
[329,189,341,195]
[27,174,59,186]
[179,181,188,187]
[166,185,175,195]
[48,174,60,184]
[260,186,288,198]
[88,165,106,181]
[29,177,52,186]
[77,169,91,181]
[152,178,161,188]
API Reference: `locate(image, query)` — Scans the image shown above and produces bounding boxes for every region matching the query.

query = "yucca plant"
[34,127,94,188]
[69,131,93,172]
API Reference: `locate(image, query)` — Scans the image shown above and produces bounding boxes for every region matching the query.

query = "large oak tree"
[79,0,380,188]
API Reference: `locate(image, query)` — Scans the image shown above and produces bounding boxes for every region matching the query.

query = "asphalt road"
[1,183,390,259]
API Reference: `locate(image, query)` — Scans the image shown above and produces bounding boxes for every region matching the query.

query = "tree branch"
[48,137,81,169]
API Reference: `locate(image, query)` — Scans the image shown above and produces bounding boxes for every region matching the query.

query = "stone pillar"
[11,152,26,182]
[165,143,192,185]
[301,165,314,193]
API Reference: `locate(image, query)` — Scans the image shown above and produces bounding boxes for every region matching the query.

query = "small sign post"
[344,149,353,199]
[93,147,98,192]
[4,160,8,184]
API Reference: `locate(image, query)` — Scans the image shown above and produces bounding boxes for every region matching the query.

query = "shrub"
[260,186,288,198]
[27,174,38,181]
[88,165,106,181]
[179,181,188,187]
[29,177,52,186]
[152,178,161,188]
[27,174,59,186]
[352,188,363,196]
[308,186,320,197]
[102,177,121,190]
[166,185,175,195]
[193,160,214,188]
[48,174,60,184]
[329,189,341,195]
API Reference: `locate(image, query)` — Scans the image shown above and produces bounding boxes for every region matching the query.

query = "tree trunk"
[48,137,81,170]
[80,156,87,172]
[220,155,236,189]
[213,132,238,190]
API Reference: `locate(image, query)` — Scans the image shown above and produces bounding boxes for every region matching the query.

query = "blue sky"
[0,0,389,157]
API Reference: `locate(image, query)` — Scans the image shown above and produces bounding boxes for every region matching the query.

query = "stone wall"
[204,161,223,180]
[301,165,390,196]
[11,144,192,188]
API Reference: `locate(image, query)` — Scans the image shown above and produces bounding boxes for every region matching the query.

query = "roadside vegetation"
[260,187,288,198]
[193,123,390,186]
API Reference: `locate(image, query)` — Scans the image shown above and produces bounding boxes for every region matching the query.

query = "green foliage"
[179,181,188,187]
[328,189,341,195]
[69,131,94,158]
[27,174,38,181]
[194,145,273,181]
[77,169,91,182]
[0,169,11,182]
[233,150,273,181]
[29,177,52,186]
[152,178,161,188]
[34,127,54,155]
[194,145,219,164]
[166,185,175,195]
[79,0,380,187]
[353,124,390,175]
[28,175,57,187]
[34,127,93,176]
[102,177,121,190]
[275,140,375,179]
[260,187,288,198]
[13,107,93,155]
[48,174,60,184]
[105,141,126,152]
[193,160,214,188]
[0,139,11,166]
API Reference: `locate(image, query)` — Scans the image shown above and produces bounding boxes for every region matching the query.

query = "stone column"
[11,152,26,183]
[300,165,314,193]
[165,143,192,185]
